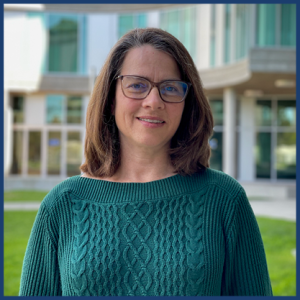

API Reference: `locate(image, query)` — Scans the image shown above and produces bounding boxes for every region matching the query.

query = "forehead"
[120,45,181,80]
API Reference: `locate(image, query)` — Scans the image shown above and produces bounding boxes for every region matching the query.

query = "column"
[222,88,237,177]
[238,97,255,181]
[4,89,13,176]
[215,4,225,67]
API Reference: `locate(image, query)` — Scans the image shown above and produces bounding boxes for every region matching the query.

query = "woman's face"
[114,45,185,153]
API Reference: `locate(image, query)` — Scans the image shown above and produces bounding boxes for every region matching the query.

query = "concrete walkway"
[4,198,296,221]
[249,198,296,221]
[4,202,41,211]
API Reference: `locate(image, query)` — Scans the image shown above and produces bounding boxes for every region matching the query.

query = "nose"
[141,86,165,110]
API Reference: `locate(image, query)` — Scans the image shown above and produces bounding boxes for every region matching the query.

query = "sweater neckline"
[67,170,208,204]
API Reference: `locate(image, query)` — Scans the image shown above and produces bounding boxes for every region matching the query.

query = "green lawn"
[4,211,296,296]
[4,190,48,202]
[4,211,38,296]
[256,217,296,296]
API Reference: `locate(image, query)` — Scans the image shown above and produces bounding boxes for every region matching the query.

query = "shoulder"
[41,175,83,211]
[193,168,245,199]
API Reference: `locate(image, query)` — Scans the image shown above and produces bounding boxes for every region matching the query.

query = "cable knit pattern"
[19,168,273,296]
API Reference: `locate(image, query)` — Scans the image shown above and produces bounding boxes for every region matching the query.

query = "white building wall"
[4,11,46,91]
[25,94,45,125]
[215,4,224,67]
[87,13,118,77]
[238,98,255,181]
[147,11,160,28]
[4,90,13,176]
[196,4,210,70]
[223,88,237,177]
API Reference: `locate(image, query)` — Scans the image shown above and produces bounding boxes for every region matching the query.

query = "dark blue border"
[2,1,298,300]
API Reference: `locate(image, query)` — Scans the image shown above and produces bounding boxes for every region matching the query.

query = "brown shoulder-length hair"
[80,27,214,177]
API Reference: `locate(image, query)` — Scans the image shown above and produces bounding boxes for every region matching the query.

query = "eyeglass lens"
[121,76,188,103]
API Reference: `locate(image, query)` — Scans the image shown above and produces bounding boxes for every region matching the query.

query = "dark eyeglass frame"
[115,75,192,103]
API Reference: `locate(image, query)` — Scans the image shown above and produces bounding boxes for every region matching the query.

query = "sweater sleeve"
[19,200,62,296]
[221,188,273,296]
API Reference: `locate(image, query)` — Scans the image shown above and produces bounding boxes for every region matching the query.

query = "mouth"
[137,117,165,124]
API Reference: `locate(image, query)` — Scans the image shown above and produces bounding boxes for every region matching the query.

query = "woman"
[19,28,272,296]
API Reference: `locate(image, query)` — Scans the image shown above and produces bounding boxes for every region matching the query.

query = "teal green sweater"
[19,168,272,296]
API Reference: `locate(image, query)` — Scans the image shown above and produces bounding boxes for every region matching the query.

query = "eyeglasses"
[115,75,192,103]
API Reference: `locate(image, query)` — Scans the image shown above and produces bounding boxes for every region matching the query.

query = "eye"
[128,83,147,90]
[165,86,178,92]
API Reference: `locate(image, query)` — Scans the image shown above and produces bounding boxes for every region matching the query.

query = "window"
[67,96,83,124]
[11,131,23,174]
[256,4,296,47]
[47,131,61,175]
[12,96,24,123]
[47,14,87,73]
[210,5,216,67]
[281,4,296,46]
[46,95,83,124]
[235,4,250,60]
[118,14,147,38]
[67,131,82,177]
[160,7,197,62]
[256,132,271,178]
[255,99,296,179]
[28,131,41,175]
[224,4,231,64]
[209,100,223,171]
[46,95,64,124]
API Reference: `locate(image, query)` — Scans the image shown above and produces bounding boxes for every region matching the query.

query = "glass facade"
[257,4,296,47]
[12,96,24,123]
[10,93,84,177]
[48,15,78,72]
[28,131,41,175]
[210,4,216,67]
[276,132,296,179]
[160,7,197,62]
[67,96,82,124]
[235,4,250,60]
[210,100,223,126]
[256,100,272,126]
[67,131,82,177]
[47,14,86,74]
[46,95,82,124]
[224,4,231,64]
[281,4,296,46]
[255,99,296,179]
[47,131,61,175]
[209,100,223,171]
[118,14,147,38]
[277,100,296,126]
[209,132,223,171]
[11,131,23,174]
[256,132,271,178]
[46,95,64,124]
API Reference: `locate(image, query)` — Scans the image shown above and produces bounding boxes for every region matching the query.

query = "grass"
[4,190,49,202]
[256,217,296,296]
[3,211,296,296]
[4,211,38,296]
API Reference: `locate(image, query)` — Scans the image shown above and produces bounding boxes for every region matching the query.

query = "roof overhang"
[201,47,296,97]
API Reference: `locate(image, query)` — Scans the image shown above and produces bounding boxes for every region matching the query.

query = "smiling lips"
[137,116,165,127]
[137,117,165,124]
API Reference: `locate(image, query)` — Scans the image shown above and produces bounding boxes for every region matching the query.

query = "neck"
[108,141,176,183]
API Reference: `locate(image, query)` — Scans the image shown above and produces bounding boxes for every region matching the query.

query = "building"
[4,4,296,197]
